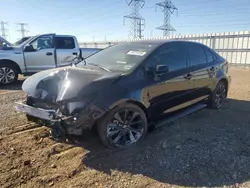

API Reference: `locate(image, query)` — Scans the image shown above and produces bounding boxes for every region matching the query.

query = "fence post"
[211,36,216,50]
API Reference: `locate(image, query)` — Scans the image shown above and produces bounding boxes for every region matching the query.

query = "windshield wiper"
[88,63,110,72]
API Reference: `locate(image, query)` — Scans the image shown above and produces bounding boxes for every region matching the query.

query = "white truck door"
[24,34,56,73]
[55,36,79,67]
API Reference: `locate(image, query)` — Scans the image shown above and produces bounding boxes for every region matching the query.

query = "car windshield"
[77,43,157,72]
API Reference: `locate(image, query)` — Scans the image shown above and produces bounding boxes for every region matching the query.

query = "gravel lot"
[0,67,250,188]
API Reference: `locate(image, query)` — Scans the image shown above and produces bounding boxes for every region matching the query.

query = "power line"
[124,0,145,40]
[156,0,178,37]
[37,0,123,27]
[175,19,250,25]
[0,21,8,39]
[145,1,249,13]
[29,1,249,36]
[175,22,250,28]
[52,8,249,32]
[178,10,249,17]
[49,8,249,38]
[179,6,250,15]
[144,0,221,9]
[70,16,250,40]
[55,4,249,28]
[16,23,29,38]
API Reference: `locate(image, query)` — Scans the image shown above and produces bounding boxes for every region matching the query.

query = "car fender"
[108,98,148,116]
[215,70,229,86]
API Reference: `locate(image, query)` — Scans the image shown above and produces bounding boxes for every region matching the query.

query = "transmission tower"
[16,23,29,38]
[0,21,8,39]
[156,0,177,37]
[124,0,145,40]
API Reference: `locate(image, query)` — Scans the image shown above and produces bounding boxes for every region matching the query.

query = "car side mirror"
[155,64,169,75]
[24,45,35,52]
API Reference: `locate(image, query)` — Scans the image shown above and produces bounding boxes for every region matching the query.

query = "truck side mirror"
[24,45,35,52]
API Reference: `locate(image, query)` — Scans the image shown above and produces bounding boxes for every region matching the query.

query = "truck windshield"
[77,43,157,72]
[13,37,32,46]
[14,35,38,48]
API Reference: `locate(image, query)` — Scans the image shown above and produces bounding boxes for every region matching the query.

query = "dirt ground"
[1,67,250,188]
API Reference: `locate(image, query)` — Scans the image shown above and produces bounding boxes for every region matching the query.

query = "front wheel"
[0,64,18,84]
[208,81,227,109]
[97,103,148,148]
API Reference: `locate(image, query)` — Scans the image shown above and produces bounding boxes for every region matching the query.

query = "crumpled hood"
[22,66,121,102]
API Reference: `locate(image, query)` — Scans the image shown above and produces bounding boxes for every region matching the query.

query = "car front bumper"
[15,100,107,137]
[15,101,83,139]
[15,102,56,121]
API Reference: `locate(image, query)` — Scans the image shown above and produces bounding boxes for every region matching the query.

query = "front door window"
[29,36,54,51]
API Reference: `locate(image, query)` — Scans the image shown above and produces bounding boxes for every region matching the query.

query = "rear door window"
[187,43,207,66]
[204,47,217,63]
[55,37,75,49]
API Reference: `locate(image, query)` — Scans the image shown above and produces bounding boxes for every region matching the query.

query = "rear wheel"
[208,81,227,109]
[97,103,148,148]
[0,64,18,84]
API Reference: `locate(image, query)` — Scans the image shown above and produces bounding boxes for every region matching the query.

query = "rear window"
[55,37,75,49]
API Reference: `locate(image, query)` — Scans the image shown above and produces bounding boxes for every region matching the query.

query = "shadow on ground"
[0,80,24,91]
[63,98,250,187]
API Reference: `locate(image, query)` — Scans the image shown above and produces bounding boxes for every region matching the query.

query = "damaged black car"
[15,40,231,148]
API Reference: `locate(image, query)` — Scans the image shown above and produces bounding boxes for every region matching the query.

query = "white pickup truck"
[0,34,101,84]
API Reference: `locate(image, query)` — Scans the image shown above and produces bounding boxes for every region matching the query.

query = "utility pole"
[16,23,29,38]
[0,21,8,39]
[156,0,177,37]
[124,0,145,40]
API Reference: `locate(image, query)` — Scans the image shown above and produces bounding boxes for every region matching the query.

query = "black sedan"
[15,40,231,148]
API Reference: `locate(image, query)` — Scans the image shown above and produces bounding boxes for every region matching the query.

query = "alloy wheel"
[214,83,226,108]
[107,109,145,147]
[0,67,16,84]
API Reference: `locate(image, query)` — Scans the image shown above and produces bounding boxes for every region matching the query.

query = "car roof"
[56,34,75,38]
[124,39,204,47]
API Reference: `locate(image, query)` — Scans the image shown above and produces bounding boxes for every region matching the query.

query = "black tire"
[97,103,148,149]
[0,63,18,84]
[208,81,227,109]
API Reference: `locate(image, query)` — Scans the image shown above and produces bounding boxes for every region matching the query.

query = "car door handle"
[184,74,192,80]
[72,52,78,55]
[46,52,53,56]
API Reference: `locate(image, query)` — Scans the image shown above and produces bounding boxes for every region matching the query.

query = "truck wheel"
[0,64,18,84]
[97,103,148,148]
